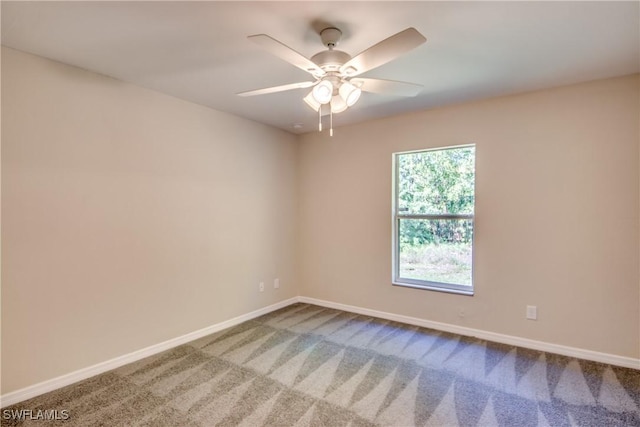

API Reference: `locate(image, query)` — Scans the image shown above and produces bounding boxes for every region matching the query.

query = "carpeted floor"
[3,303,639,426]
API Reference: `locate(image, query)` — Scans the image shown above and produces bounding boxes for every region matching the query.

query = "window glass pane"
[398,218,473,286]
[397,146,475,215]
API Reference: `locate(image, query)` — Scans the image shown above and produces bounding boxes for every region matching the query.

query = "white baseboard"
[298,296,640,370]
[3,294,638,408]
[0,297,298,408]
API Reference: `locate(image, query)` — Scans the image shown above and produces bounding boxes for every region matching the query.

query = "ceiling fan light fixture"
[339,82,362,107]
[312,80,333,104]
[303,92,321,111]
[331,95,348,113]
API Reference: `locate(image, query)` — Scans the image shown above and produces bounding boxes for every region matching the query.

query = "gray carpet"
[3,303,639,426]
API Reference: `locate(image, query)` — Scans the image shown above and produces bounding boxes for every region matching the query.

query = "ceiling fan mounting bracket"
[320,27,342,49]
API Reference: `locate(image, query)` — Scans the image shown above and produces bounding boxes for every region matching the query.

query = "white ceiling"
[2,1,639,134]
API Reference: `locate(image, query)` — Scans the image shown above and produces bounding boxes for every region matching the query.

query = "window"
[392,145,475,295]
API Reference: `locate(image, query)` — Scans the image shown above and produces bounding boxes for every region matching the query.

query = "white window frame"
[392,145,475,296]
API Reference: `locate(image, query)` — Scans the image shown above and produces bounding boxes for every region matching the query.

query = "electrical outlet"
[259,282,264,292]
[274,278,280,289]
[526,305,537,320]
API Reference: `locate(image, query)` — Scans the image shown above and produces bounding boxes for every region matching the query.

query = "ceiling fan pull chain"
[318,107,322,132]
[330,109,334,137]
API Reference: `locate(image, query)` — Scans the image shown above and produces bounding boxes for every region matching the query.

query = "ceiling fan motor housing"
[311,50,351,72]
[313,27,351,73]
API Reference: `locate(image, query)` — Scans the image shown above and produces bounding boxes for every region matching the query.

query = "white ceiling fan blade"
[237,81,316,97]
[248,34,325,77]
[351,78,423,97]
[340,28,426,77]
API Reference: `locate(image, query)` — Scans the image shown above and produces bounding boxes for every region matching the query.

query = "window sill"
[392,280,474,296]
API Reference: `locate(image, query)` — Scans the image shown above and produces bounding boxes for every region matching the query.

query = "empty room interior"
[1,1,639,426]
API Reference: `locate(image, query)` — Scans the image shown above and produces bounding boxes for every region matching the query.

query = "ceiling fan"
[237,27,427,134]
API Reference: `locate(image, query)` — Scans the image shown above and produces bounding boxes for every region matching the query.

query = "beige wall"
[2,45,639,396]
[1,47,298,394]
[298,75,640,359]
